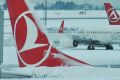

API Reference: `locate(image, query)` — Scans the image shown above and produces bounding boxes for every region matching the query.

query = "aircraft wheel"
[87,45,95,50]
[106,44,113,50]
[73,40,79,47]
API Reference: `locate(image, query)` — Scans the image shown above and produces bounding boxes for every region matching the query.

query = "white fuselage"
[47,25,120,45]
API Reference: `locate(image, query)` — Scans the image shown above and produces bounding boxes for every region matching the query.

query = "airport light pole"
[0,10,4,78]
[45,0,47,25]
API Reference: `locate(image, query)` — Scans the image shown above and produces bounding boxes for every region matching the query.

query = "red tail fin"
[6,0,90,67]
[104,3,120,25]
[58,20,64,33]
[6,0,64,67]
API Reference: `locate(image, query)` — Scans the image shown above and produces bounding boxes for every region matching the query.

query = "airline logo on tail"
[14,11,51,67]
[107,8,120,22]
[104,3,120,25]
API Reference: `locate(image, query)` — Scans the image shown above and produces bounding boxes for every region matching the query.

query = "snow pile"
[31,66,120,78]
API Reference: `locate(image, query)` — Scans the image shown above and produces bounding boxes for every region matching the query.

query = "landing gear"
[105,44,113,50]
[86,43,113,50]
[87,44,95,50]
[73,40,79,47]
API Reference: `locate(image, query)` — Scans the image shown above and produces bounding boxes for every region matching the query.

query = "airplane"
[2,0,120,78]
[49,3,120,50]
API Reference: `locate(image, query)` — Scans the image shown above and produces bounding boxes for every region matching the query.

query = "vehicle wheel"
[73,40,79,47]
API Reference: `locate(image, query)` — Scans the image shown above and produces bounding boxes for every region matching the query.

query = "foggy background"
[0,0,120,10]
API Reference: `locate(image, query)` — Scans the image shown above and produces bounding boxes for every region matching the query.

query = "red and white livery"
[6,0,90,67]
[104,3,120,25]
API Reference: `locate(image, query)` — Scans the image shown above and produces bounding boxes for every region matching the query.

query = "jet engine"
[60,38,79,48]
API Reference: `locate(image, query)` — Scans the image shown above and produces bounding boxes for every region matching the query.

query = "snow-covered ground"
[2,65,120,79]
